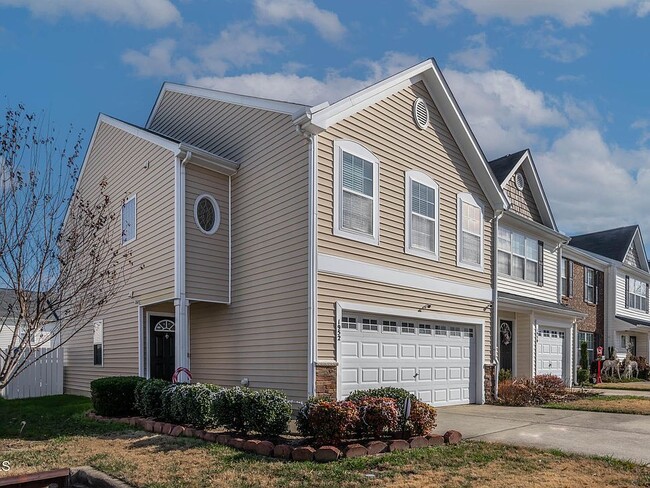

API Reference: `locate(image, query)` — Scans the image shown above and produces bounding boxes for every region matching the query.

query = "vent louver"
[413,98,429,130]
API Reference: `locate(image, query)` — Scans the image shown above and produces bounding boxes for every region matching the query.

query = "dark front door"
[499,320,514,373]
[150,315,175,380]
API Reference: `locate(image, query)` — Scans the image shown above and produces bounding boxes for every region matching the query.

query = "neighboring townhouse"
[0,288,55,352]
[63,58,510,406]
[560,246,607,368]
[570,226,650,362]
[487,150,584,385]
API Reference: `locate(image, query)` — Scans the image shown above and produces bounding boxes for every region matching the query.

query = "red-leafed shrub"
[406,400,437,436]
[498,375,569,406]
[355,397,399,438]
[533,374,567,400]
[497,379,534,406]
[303,400,359,445]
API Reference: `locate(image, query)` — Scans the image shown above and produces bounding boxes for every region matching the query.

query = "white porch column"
[174,298,190,374]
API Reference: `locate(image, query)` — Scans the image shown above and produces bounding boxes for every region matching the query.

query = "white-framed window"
[418,323,432,335]
[93,320,103,366]
[401,322,416,334]
[194,194,221,235]
[341,316,357,330]
[121,195,137,244]
[457,193,483,271]
[577,331,595,364]
[405,171,439,259]
[584,267,596,304]
[497,227,540,283]
[333,140,380,246]
[362,318,378,332]
[382,320,398,333]
[627,276,648,311]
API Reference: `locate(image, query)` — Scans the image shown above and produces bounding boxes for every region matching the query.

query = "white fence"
[0,348,63,399]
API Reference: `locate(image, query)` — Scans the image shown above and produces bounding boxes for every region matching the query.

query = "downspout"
[174,151,191,374]
[492,208,504,400]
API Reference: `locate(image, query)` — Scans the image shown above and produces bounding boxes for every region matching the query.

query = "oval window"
[194,194,220,235]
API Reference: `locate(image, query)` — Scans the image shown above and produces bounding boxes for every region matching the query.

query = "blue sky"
[3,0,650,242]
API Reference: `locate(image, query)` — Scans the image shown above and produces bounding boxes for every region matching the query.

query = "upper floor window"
[626,276,648,312]
[561,258,574,297]
[405,171,439,259]
[121,195,136,244]
[497,227,542,284]
[457,193,483,271]
[334,140,379,245]
[584,267,597,304]
[194,194,221,235]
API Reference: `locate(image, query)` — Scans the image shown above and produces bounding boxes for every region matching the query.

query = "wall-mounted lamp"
[240,377,250,387]
[418,304,432,312]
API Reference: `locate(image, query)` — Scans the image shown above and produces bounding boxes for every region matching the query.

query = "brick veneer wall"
[315,364,337,398]
[561,260,605,348]
[484,364,495,403]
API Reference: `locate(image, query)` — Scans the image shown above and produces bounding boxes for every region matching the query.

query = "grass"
[545,395,650,415]
[1,395,650,487]
[594,381,650,391]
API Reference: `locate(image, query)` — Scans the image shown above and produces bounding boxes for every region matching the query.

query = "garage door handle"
[413,373,419,379]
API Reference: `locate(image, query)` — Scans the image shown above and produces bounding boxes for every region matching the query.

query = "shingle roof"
[498,291,581,314]
[0,288,18,318]
[487,149,528,184]
[616,315,650,328]
[569,225,638,262]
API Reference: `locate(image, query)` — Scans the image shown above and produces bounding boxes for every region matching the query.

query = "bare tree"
[0,104,131,390]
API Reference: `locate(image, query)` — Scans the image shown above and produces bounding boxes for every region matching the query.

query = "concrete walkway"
[587,388,650,398]
[436,404,650,465]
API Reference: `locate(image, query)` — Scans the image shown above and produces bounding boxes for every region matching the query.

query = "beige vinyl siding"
[515,312,533,377]
[185,165,229,302]
[150,92,310,401]
[317,81,493,364]
[498,245,559,302]
[504,173,542,223]
[318,273,491,361]
[64,122,176,395]
[624,244,642,268]
[317,81,493,287]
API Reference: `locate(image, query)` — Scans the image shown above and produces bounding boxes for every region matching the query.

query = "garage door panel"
[536,327,565,379]
[339,313,477,407]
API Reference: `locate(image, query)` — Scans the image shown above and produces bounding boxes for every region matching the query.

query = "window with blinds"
[406,171,439,259]
[458,195,483,269]
[121,195,137,244]
[93,320,103,366]
[497,227,541,283]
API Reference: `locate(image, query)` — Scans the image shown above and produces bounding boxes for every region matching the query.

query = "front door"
[499,320,514,374]
[150,315,175,380]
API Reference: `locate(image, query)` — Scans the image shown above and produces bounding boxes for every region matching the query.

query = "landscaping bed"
[544,395,650,415]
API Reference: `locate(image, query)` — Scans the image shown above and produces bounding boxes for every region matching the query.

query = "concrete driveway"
[436,404,650,465]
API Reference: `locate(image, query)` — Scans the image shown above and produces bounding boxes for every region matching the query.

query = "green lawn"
[545,395,650,415]
[1,395,650,487]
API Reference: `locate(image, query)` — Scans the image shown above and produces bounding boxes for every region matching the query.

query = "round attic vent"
[413,98,429,130]
[515,172,525,191]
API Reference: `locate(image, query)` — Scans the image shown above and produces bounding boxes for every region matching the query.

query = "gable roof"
[0,288,18,319]
[570,225,641,263]
[488,149,557,231]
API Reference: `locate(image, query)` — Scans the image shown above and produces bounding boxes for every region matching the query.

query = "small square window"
[435,325,447,336]
[401,322,415,334]
[418,324,432,335]
[382,320,398,333]
[449,327,461,337]
[362,318,378,332]
[341,317,357,330]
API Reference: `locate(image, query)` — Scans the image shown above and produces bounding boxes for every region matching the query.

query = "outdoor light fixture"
[418,304,432,312]
[240,377,249,387]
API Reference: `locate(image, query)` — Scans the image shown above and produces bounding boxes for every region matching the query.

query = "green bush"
[243,389,292,437]
[580,341,589,370]
[576,368,590,385]
[347,387,417,426]
[160,383,220,428]
[213,386,253,433]
[90,376,146,417]
[498,368,512,382]
[134,379,170,418]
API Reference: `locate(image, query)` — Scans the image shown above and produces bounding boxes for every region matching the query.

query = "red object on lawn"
[172,367,192,383]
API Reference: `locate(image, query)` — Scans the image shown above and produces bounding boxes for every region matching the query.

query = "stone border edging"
[87,412,462,462]
[70,466,135,488]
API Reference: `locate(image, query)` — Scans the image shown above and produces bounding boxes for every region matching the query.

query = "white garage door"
[339,314,477,406]
[536,327,565,378]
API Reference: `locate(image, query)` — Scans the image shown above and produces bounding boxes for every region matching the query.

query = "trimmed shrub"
[347,387,417,426]
[580,341,589,370]
[306,400,359,445]
[498,368,512,382]
[406,401,437,436]
[497,379,534,406]
[161,383,221,428]
[354,397,399,438]
[576,368,590,385]
[90,376,146,417]
[498,375,568,406]
[243,389,292,437]
[296,395,330,438]
[134,379,170,419]
[533,374,567,401]
[213,386,253,433]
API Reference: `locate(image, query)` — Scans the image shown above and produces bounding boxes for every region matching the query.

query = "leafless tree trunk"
[0,104,131,389]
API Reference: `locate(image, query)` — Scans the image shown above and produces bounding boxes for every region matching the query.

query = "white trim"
[138,305,144,376]
[334,300,486,405]
[457,193,484,272]
[307,134,318,397]
[405,170,439,261]
[121,194,137,245]
[185,297,230,304]
[333,140,380,246]
[101,114,180,152]
[193,193,221,235]
[92,319,104,367]
[147,82,308,128]
[145,311,175,379]
[319,253,492,301]
[228,176,232,304]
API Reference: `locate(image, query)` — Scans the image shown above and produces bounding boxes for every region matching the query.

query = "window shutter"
[625,275,630,308]
[583,268,588,304]
[646,283,649,313]
[595,271,599,305]
[568,262,574,297]
[537,240,544,286]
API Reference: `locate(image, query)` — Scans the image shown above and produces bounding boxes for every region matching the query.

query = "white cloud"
[254,0,346,42]
[414,0,649,26]
[443,69,566,157]
[0,0,181,29]
[525,24,588,63]
[537,128,650,235]
[196,23,284,76]
[449,33,496,70]
[122,39,190,77]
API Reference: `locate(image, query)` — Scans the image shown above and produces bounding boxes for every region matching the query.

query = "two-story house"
[560,245,607,368]
[570,226,650,362]
[487,150,584,386]
[63,58,509,406]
